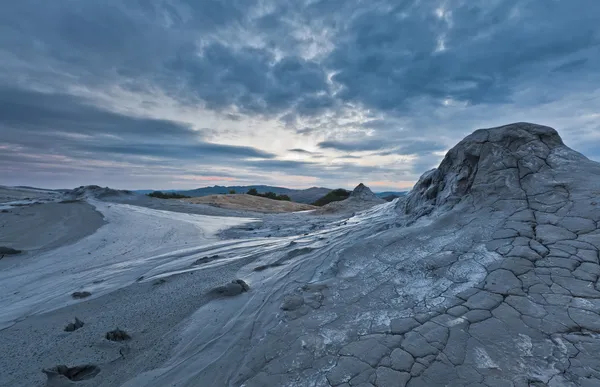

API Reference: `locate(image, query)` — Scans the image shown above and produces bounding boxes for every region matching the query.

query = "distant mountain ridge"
[134,186,409,204]
[135,185,332,204]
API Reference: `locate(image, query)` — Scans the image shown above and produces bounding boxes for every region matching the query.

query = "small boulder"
[105,328,131,342]
[64,317,84,332]
[0,246,21,255]
[193,255,220,266]
[213,279,250,297]
[43,364,100,381]
[71,291,91,299]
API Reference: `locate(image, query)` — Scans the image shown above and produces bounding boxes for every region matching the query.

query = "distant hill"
[136,186,332,204]
[184,194,317,213]
[134,186,408,204]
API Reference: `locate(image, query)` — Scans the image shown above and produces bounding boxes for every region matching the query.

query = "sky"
[1,0,599,191]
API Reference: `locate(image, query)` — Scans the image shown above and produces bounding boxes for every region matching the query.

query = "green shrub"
[246,189,292,201]
[312,189,350,206]
[147,191,190,199]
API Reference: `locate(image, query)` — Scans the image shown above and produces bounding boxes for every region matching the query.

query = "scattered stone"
[71,291,91,299]
[153,278,167,285]
[43,364,100,381]
[253,263,282,272]
[0,246,21,255]
[105,328,131,342]
[64,317,84,332]
[213,279,250,296]
[193,255,220,265]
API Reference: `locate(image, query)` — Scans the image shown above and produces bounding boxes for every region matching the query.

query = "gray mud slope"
[126,122,600,387]
[318,183,385,214]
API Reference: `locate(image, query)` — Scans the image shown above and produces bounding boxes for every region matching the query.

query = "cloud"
[288,148,316,154]
[0,87,197,140]
[1,0,600,190]
[318,138,390,152]
[0,86,274,170]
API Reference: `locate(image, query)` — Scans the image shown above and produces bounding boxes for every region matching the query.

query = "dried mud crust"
[235,123,600,387]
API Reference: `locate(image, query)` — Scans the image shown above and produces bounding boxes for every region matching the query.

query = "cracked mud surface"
[3,123,599,387]
[124,123,600,387]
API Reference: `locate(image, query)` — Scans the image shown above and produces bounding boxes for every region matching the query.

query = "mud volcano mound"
[403,122,595,218]
[107,123,600,387]
[318,183,385,214]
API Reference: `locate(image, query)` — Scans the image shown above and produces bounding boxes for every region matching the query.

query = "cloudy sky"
[1,0,599,191]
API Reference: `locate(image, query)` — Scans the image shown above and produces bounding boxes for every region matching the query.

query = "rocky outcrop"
[350,183,384,202]
[403,122,590,220]
[318,183,385,214]
[217,123,600,387]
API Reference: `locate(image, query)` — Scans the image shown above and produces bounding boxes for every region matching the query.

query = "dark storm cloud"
[0,87,197,139]
[3,0,600,116]
[1,0,600,188]
[0,87,274,164]
[325,0,600,111]
[82,143,275,160]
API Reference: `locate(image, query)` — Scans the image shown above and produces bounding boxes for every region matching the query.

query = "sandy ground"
[0,195,262,387]
[0,202,105,253]
[184,194,318,213]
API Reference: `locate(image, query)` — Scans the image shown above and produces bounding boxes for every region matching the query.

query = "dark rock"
[71,291,91,299]
[213,279,250,296]
[253,263,282,272]
[0,246,21,255]
[105,328,131,342]
[64,317,84,332]
[193,255,220,266]
[43,364,100,381]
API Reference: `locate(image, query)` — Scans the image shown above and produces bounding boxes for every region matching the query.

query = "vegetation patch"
[246,188,291,201]
[312,189,351,206]
[147,191,190,199]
